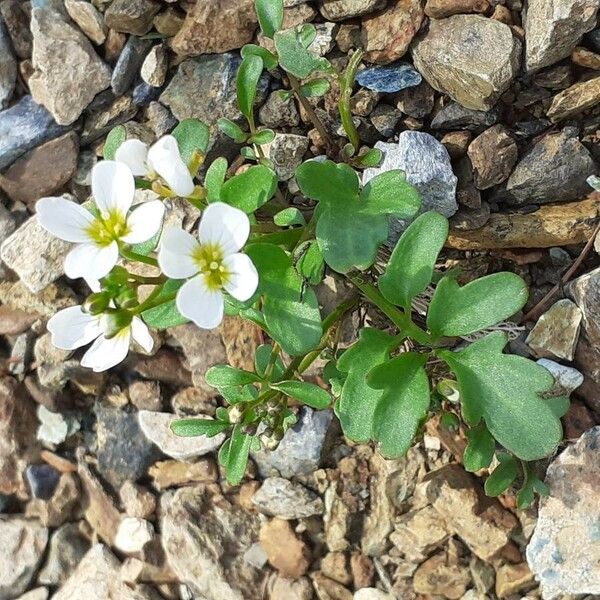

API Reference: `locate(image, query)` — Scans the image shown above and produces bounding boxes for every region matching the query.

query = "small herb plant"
[37,0,567,507]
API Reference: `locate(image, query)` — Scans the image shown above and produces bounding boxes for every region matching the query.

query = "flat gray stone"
[537,359,584,396]
[251,477,324,519]
[0,15,17,109]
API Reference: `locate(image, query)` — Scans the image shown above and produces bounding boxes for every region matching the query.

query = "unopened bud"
[103,310,133,339]
[83,292,110,315]
[103,266,129,287]
[116,288,138,310]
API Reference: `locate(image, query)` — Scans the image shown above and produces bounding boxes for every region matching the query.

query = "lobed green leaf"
[360,170,421,218]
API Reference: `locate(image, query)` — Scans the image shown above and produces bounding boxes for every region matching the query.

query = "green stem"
[129,273,167,285]
[120,246,159,267]
[338,49,363,153]
[347,273,433,345]
[131,285,176,315]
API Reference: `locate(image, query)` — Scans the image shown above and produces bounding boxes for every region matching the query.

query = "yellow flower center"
[192,242,231,291]
[86,210,130,247]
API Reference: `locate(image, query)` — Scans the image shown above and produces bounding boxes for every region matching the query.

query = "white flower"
[47,305,153,372]
[158,202,259,329]
[115,135,195,197]
[37,161,165,281]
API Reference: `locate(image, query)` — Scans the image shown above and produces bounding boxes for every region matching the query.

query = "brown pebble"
[441,130,473,159]
[572,46,600,70]
[491,4,512,24]
[350,552,375,589]
[425,0,489,19]
[260,518,311,580]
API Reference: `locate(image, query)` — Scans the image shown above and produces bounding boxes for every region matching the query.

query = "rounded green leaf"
[103,125,126,160]
[274,207,306,227]
[360,170,421,218]
[242,44,279,70]
[255,0,283,38]
[299,78,331,97]
[296,159,359,206]
[205,157,228,203]
[220,164,277,213]
[463,424,495,472]
[237,54,264,122]
[270,380,331,409]
[379,211,448,309]
[172,118,210,164]
[484,454,519,497]
[218,118,248,143]
[249,129,276,145]
[205,365,262,388]
[427,272,529,337]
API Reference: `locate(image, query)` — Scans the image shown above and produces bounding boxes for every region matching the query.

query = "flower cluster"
[37,134,259,372]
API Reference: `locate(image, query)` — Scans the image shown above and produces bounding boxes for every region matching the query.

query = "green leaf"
[299,78,331,97]
[130,227,161,257]
[484,453,519,497]
[172,118,210,164]
[546,396,570,418]
[241,146,257,161]
[356,148,383,168]
[298,23,317,48]
[141,280,188,329]
[427,273,528,337]
[246,243,322,356]
[205,365,263,388]
[242,44,279,70]
[517,465,549,509]
[367,352,430,458]
[220,165,277,213]
[220,384,259,405]
[254,344,285,380]
[274,207,306,227]
[270,380,331,409]
[438,332,562,461]
[463,424,495,472]
[237,55,264,122]
[225,425,253,485]
[248,129,276,145]
[296,160,359,207]
[205,157,228,203]
[360,170,421,218]
[170,418,229,438]
[379,211,448,309]
[218,118,248,143]
[274,27,331,79]
[103,125,126,160]
[255,0,283,38]
[296,240,325,285]
[336,328,395,443]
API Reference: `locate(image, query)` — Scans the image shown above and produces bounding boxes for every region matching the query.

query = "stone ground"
[0,0,600,599]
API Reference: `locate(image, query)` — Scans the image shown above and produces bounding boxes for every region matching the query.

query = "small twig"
[372,557,395,597]
[521,220,600,323]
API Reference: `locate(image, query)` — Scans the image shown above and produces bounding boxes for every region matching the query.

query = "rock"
[104,0,160,36]
[494,562,535,598]
[467,125,517,189]
[0,517,48,598]
[450,203,491,230]
[16,589,49,600]
[26,471,80,528]
[411,15,521,111]
[356,62,421,93]
[38,522,91,586]
[321,552,352,586]
[269,576,314,600]
[396,80,435,118]
[527,427,600,598]
[252,477,324,519]
[537,358,584,396]
[0,95,69,170]
[119,481,156,519]
[413,551,472,599]
[172,0,257,56]
[25,464,60,500]
[0,132,79,205]
[350,553,374,588]
[264,133,309,181]
[114,517,155,554]
[138,411,224,461]
[52,544,159,600]
[504,129,596,206]
[259,91,300,128]
[319,0,385,20]
[148,458,217,490]
[425,0,490,18]
[447,196,600,249]
[161,485,262,600]
[260,518,311,579]
[141,44,167,87]
[0,15,16,109]
[0,0,32,59]
[95,403,159,489]
[431,102,500,131]
[252,407,333,477]
[370,103,401,137]
[546,76,600,122]
[309,23,338,56]
[311,573,353,600]
[153,8,183,37]
[426,465,518,561]
[362,0,424,64]
[354,589,394,600]
[111,36,152,96]
[390,505,449,561]
[572,45,600,69]
[363,131,458,239]
[0,305,36,336]
[64,0,106,45]
[29,8,111,126]
[0,377,38,497]
[526,299,582,361]
[524,0,600,72]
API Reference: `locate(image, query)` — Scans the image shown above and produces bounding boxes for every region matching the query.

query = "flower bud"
[83,292,110,315]
[115,288,139,310]
[103,310,133,339]
[102,266,130,287]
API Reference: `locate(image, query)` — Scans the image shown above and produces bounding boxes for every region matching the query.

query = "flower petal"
[64,242,118,280]
[177,276,224,329]
[92,160,135,217]
[158,227,199,279]
[222,253,259,302]
[81,330,131,372]
[198,202,250,255]
[131,317,154,353]
[115,139,149,177]
[147,135,194,197]
[121,200,165,244]
[36,197,94,243]
[47,306,103,350]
